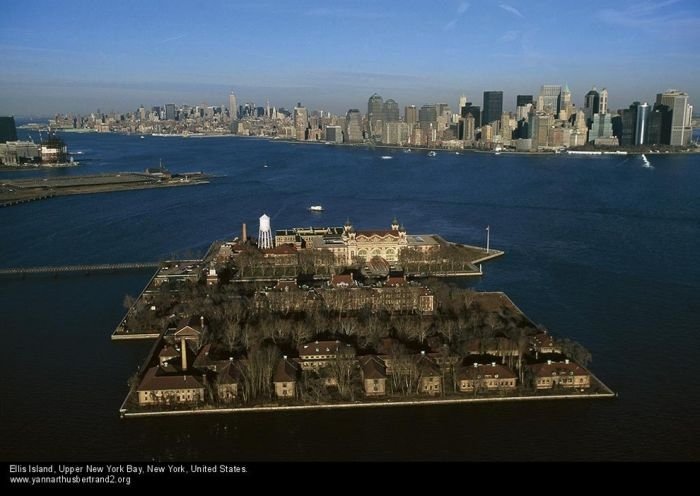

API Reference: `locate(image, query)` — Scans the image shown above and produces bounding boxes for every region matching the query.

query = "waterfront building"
[384,121,410,145]
[458,362,517,392]
[345,109,363,143]
[325,125,343,143]
[416,353,442,395]
[531,112,553,148]
[273,357,299,398]
[529,359,591,390]
[656,90,692,146]
[588,113,615,144]
[482,91,503,126]
[165,103,177,121]
[359,356,388,397]
[481,124,494,143]
[293,103,308,140]
[136,367,205,406]
[460,114,476,141]
[622,102,650,146]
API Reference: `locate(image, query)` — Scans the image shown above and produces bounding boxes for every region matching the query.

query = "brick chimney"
[242,223,247,242]
[180,337,188,371]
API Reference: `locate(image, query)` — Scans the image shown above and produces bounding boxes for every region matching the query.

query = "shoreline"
[120,387,616,419]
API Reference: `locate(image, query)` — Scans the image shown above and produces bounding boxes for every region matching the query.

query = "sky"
[1,0,698,117]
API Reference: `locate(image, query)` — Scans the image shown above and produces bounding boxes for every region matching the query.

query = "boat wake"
[641,154,654,169]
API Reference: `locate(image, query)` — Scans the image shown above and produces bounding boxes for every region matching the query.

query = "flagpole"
[486,225,490,254]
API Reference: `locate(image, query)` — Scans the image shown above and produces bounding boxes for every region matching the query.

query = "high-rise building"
[599,89,609,115]
[368,94,384,137]
[228,92,238,120]
[656,90,692,146]
[584,88,600,124]
[482,91,503,126]
[589,113,614,143]
[418,105,437,126]
[383,99,400,122]
[0,116,18,143]
[560,84,573,119]
[622,102,651,146]
[325,125,343,143]
[458,95,468,113]
[538,85,561,116]
[165,103,177,121]
[294,103,308,140]
[404,105,418,125]
[460,103,481,128]
[383,121,410,145]
[516,95,533,107]
[345,109,363,143]
[461,114,475,141]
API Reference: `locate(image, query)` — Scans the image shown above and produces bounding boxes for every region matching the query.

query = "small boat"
[404,148,412,153]
[140,135,145,139]
[309,205,323,212]
[381,155,393,160]
[427,151,437,157]
[263,163,269,168]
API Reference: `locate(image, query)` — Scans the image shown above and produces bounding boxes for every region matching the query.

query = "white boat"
[140,135,145,139]
[309,205,323,212]
[427,151,437,157]
[381,155,393,160]
[404,148,412,153]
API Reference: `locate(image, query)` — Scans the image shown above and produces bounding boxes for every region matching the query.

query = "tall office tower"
[367,93,384,137]
[460,103,481,128]
[418,105,438,126]
[0,116,18,142]
[345,109,363,143]
[265,100,270,119]
[404,105,418,125]
[165,103,176,121]
[516,103,533,121]
[584,88,600,124]
[538,85,562,116]
[560,84,573,119]
[459,95,468,112]
[589,113,614,143]
[622,102,651,146]
[656,90,692,146]
[461,114,476,141]
[482,91,503,126]
[500,112,512,139]
[294,103,308,140]
[531,112,554,148]
[229,92,238,120]
[325,125,343,143]
[516,95,533,107]
[599,88,609,115]
[383,99,400,122]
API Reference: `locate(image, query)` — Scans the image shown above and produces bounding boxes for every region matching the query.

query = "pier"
[0,262,159,276]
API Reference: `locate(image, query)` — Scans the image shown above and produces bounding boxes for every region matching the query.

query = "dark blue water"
[2,133,699,461]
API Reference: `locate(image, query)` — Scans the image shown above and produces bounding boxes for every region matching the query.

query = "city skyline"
[1,0,699,115]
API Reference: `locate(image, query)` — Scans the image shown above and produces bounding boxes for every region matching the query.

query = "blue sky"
[1,0,698,116]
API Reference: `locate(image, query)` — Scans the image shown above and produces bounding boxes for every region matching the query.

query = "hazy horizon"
[2,0,698,116]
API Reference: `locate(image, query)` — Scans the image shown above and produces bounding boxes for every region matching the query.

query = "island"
[116,215,614,418]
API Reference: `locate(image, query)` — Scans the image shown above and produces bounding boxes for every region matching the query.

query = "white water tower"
[258,213,273,249]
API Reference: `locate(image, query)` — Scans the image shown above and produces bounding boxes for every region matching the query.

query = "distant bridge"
[0,262,160,276]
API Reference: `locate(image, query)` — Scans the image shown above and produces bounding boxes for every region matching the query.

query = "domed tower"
[391,216,400,231]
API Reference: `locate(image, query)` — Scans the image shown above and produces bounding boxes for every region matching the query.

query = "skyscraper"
[599,89,609,115]
[345,109,363,143]
[368,94,384,137]
[538,85,561,116]
[383,99,400,122]
[294,103,308,140]
[656,90,692,146]
[584,88,600,124]
[622,102,651,146]
[229,92,238,120]
[516,95,533,107]
[460,103,481,128]
[404,105,417,125]
[165,103,176,121]
[482,91,503,126]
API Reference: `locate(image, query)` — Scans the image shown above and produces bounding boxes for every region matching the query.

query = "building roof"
[458,362,517,380]
[274,279,298,291]
[263,243,298,256]
[298,340,355,358]
[356,230,399,239]
[359,355,387,379]
[273,358,299,382]
[330,273,354,287]
[137,366,205,391]
[529,360,588,378]
[386,275,408,287]
[218,360,241,384]
[159,345,180,360]
[416,354,441,376]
